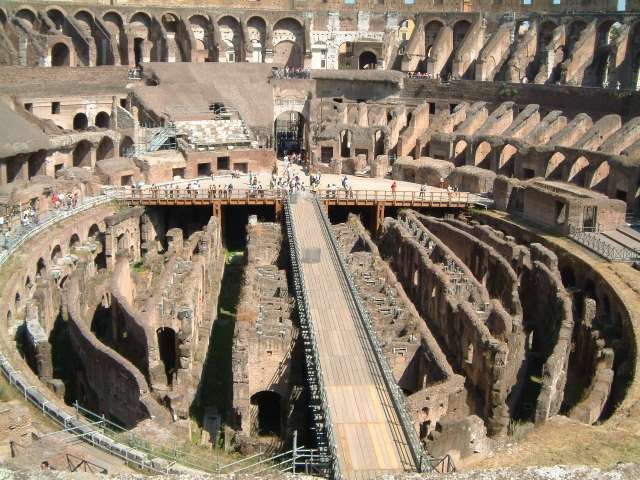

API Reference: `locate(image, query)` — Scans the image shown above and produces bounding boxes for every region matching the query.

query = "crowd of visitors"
[272,67,311,79]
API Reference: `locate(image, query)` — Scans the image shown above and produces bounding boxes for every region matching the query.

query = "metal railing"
[0,193,116,267]
[569,226,640,263]
[284,197,341,479]
[311,196,455,474]
[114,187,470,206]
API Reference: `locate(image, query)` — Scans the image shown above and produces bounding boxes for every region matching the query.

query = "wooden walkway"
[289,195,414,480]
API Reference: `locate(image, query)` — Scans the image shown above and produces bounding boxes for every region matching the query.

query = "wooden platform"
[289,195,414,479]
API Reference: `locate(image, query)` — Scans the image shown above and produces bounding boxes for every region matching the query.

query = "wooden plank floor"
[289,195,414,479]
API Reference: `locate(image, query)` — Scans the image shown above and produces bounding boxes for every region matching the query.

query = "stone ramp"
[288,195,414,479]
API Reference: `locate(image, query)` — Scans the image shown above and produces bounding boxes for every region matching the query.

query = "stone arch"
[498,144,518,176]
[425,20,444,57]
[129,11,151,26]
[51,42,70,67]
[96,137,114,161]
[397,18,416,44]
[161,12,179,33]
[95,111,110,128]
[157,327,177,386]
[15,8,37,28]
[453,139,467,166]
[218,16,242,63]
[73,140,92,167]
[589,160,610,191]
[119,135,134,156]
[50,244,62,263]
[247,16,267,63]
[560,266,576,288]
[73,112,88,130]
[69,233,81,249]
[474,141,492,168]
[88,223,101,240]
[359,51,377,70]
[189,14,213,62]
[566,20,587,55]
[102,10,123,30]
[338,41,354,69]
[539,21,557,49]
[567,155,590,187]
[250,391,282,436]
[545,151,566,180]
[46,8,65,30]
[452,19,471,49]
[36,257,47,278]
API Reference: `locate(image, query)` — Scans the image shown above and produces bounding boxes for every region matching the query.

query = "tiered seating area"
[174,119,252,150]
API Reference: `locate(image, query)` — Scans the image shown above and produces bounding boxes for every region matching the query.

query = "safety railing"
[114,187,470,206]
[569,226,640,263]
[311,196,455,474]
[0,193,116,268]
[284,197,342,479]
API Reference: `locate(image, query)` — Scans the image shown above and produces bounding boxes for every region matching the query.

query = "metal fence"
[284,197,341,479]
[569,226,640,263]
[312,196,455,474]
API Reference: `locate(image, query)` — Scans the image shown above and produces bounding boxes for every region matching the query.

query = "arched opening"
[189,15,212,62]
[566,21,587,56]
[69,234,81,249]
[247,17,266,63]
[539,21,557,50]
[88,223,101,239]
[453,140,467,166]
[47,9,65,30]
[340,129,353,158]
[73,113,88,131]
[103,11,123,36]
[452,20,471,50]
[474,141,492,169]
[274,110,305,157]
[465,342,474,364]
[36,258,47,278]
[359,51,377,70]
[116,233,127,252]
[161,13,178,34]
[424,20,444,61]
[73,140,92,168]
[134,37,144,66]
[119,136,134,157]
[250,391,281,436]
[157,327,177,386]
[51,245,62,263]
[96,137,115,161]
[15,9,36,29]
[338,41,354,69]
[51,43,70,67]
[545,152,566,180]
[498,144,518,177]
[273,18,303,68]
[374,130,385,157]
[568,156,590,187]
[218,16,242,63]
[589,161,610,191]
[14,292,21,310]
[25,276,33,289]
[95,111,110,129]
[28,150,46,179]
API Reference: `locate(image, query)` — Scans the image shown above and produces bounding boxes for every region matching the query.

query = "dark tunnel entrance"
[157,327,177,386]
[250,391,282,437]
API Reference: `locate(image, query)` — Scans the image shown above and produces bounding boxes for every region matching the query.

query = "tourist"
[419,183,427,198]
[391,180,397,197]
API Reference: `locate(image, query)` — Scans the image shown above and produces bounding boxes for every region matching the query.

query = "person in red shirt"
[391,181,397,197]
